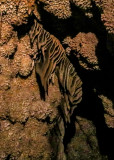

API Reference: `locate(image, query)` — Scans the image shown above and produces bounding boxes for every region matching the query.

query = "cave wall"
[0,0,114,160]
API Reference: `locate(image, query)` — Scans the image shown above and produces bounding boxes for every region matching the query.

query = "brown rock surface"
[38,0,71,19]
[63,32,100,70]
[0,0,114,160]
[66,116,108,160]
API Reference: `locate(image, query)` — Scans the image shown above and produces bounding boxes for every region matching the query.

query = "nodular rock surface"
[0,0,114,160]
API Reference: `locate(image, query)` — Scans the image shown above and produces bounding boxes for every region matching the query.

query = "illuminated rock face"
[0,0,113,160]
[63,32,100,71]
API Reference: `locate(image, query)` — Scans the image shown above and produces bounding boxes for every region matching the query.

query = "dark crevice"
[6,154,11,160]
[5,116,16,125]
[21,117,29,126]
[63,114,76,150]
[13,15,35,39]
[35,72,46,100]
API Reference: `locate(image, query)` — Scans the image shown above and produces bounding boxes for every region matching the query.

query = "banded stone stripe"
[57,57,82,123]
[29,19,82,123]
[29,19,65,92]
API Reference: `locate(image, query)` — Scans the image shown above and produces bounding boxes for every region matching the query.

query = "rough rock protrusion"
[99,95,114,128]
[63,32,100,70]
[38,0,72,19]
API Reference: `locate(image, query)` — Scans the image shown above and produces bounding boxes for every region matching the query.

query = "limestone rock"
[19,55,33,77]
[63,32,100,70]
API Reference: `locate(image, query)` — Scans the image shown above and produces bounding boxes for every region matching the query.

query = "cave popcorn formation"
[0,0,114,160]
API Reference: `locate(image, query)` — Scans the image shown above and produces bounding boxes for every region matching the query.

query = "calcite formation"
[99,95,114,128]
[38,0,72,19]
[63,32,100,70]
[66,116,108,160]
[100,0,114,34]
[0,0,114,160]
[71,0,93,18]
